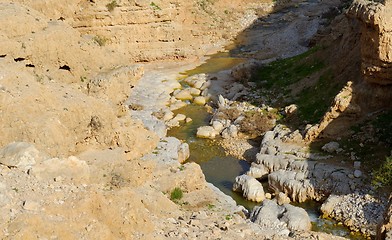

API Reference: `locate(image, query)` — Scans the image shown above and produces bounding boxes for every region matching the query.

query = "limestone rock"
[247,163,269,179]
[31,156,90,184]
[284,104,298,115]
[222,125,238,139]
[321,141,341,153]
[0,142,44,171]
[178,143,190,164]
[196,126,217,139]
[233,175,265,202]
[321,194,386,236]
[348,0,392,85]
[174,89,193,101]
[193,96,206,105]
[189,88,201,96]
[281,204,312,232]
[276,192,291,205]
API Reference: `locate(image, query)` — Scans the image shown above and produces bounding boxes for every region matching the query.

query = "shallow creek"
[167,51,366,240]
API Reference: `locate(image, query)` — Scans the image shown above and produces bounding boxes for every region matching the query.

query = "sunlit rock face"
[348,0,392,85]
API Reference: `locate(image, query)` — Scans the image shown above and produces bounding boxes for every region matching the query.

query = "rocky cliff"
[348,0,392,85]
[3,0,272,62]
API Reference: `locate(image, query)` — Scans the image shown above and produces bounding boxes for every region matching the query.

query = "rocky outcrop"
[377,195,392,240]
[348,0,392,85]
[5,0,272,62]
[305,81,361,142]
[250,200,311,237]
[321,193,386,237]
[233,174,265,202]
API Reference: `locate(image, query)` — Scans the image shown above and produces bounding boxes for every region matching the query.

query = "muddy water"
[168,51,367,239]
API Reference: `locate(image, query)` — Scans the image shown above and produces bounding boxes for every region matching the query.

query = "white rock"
[322,142,340,153]
[163,111,174,121]
[178,143,190,163]
[354,170,362,178]
[222,125,238,139]
[173,114,186,122]
[281,204,312,231]
[196,126,217,139]
[174,89,193,100]
[265,193,272,199]
[193,80,205,89]
[212,121,225,133]
[284,104,298,115]
[200,80,211,91]
[193,96,206,105]
[185,117,193,123]
[31,156,90,184]
[189,88,201,96]
[276,192,291,205]
[0,142,44,171]
[170,101,187,111]
[233,175,265,202]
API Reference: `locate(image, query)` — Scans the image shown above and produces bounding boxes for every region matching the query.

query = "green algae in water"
[181,51,245,76]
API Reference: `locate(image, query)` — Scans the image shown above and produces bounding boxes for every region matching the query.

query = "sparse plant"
[170,187,183,202]
[106,0,118,12]
[150,2,161,10]
[372,156,392,188]
[207,203,215,210]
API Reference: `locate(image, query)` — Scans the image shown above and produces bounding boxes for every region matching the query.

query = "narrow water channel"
[168,50,367,240]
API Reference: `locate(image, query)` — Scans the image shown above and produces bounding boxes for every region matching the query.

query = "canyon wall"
[348,0,392,85]
[3,0,273,62]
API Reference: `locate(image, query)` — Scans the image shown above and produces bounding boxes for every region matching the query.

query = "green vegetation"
[150,2,161,10]
[106,0,118,12]
[372,156,392,188]
[252,47,324,90]
[170,187,183,202]
[295,70,344,123]
[373,110,392,145]
[207,203,215,210]
[251,46,347,124]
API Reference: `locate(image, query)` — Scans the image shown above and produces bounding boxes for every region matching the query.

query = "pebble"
[23,200,40,211]
[354,170,362,178]
[185,117,193,123]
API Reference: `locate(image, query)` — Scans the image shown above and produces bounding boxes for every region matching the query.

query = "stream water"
[168,50,367,240]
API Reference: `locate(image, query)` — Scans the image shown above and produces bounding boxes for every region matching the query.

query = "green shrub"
[106,0,118,12]
[170,187,183,201]
[372,156,392,187]
[150,2,161,10]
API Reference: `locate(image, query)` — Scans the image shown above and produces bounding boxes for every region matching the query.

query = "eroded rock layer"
[348,0,392,85]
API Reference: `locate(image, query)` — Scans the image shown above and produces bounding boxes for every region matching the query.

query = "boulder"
[233,175,265,202]
[30,156,90,184]
[0,142,45,171]
[178,143,190,163]
[196,126,217,139]
[174,89,193,100]
[193,96,206,105]
[280,204,312,231]
[321,142,341,153]
[221,125,238,139]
